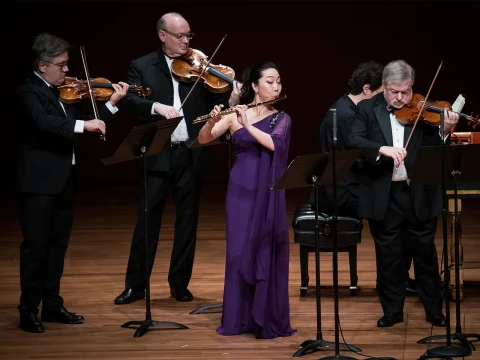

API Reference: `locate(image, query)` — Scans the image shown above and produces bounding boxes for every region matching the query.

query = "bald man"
[115,13,228,304]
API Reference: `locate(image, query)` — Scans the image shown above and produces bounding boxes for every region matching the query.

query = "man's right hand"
[379,146,407,166]
[154,103,180,119]
[84,119,106,135]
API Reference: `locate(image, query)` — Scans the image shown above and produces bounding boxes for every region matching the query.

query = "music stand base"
[121,319,188,338]
[417,332,477,351]
[419,345,471,359]
[189,303,223,315]
[293,339,361,357]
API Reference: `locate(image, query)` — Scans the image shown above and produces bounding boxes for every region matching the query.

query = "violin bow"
[404,61,443,149]
[80,46,105,141]
[178,34,228,112]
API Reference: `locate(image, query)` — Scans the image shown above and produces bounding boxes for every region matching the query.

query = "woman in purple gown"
[198,62,295,339]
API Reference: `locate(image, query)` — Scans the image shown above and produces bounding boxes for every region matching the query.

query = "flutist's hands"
[206,104,224,128]
[234,105,249,127]
[379,146,407,166]
[154,103,180,119]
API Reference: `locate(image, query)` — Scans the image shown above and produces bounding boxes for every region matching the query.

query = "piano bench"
[292,204,363,297]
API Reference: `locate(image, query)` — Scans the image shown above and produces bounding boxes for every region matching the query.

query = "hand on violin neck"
[84,119,106,136]
[379,146,407,166]
[108,82,129,106]
[443,109,459,133]
[228,81,243,107]
[154,103,180,119]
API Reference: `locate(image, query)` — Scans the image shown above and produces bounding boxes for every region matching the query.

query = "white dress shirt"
[150,55,189,143]
[34,72,118,164]
[390,113,409,182]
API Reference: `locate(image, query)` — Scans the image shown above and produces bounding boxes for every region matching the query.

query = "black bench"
[292,203,363,296]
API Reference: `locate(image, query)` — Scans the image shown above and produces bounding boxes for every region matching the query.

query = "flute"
[192,95,287,124]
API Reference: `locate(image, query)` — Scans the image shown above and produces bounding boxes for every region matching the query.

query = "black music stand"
[187,131,231,315]
[411,143,480,359]
[101,117,189,338]
[272,150,363,359]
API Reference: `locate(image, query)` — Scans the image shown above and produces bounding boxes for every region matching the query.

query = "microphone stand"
[319,110,358,360]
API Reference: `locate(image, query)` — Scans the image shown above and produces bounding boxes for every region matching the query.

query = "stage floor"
[1,184,479,360]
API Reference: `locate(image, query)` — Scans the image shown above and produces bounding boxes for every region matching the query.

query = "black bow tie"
[50,85,60,98]
[386,104,395,113]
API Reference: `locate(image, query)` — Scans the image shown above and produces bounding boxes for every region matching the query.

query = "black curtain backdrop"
[8,0,479,197]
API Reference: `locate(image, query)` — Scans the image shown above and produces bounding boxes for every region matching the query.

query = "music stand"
[411,143,480,358]
[101,117,189,338]
[272,150,363,358]
[187,131,231,315]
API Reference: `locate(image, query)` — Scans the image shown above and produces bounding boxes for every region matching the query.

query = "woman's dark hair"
[32,33,71,70]
[240,61,278,103]
[347,61,384,95]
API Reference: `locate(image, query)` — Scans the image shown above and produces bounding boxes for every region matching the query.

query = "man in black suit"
[16,33,128,333]
[318,61,383,217]
[349,59,458,327]
[318,61,418,295]
[114,12,230,304]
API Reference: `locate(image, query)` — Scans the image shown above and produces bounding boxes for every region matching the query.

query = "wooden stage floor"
[0,184,479,360]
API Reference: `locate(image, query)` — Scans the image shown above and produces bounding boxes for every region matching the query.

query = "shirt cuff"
[74,120,84,133]
[151,102,158,115]
[106,101,119,114]
[439,129,450,143]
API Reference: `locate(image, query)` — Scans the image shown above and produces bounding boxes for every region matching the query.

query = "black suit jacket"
[120,49,226,173]
[16,74,116,195]
[317,94,362,209]
[349,93,443,222]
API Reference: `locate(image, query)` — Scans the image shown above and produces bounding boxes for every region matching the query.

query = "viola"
[171,48,238,93]
[395,93,479,128]
[57,76,151,104]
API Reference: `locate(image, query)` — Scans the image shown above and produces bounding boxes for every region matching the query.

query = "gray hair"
[156,12,185,32]
[382,60,415,86]
[32,33,71,70]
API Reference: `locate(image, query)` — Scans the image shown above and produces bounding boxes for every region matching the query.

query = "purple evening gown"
[216,111,296,339]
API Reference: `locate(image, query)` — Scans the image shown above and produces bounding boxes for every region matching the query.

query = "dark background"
[9,0,480,197]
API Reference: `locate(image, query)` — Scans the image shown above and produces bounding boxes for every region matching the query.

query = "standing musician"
[349,59,458,327]
[16,33,128,333]
[114,12,237,304]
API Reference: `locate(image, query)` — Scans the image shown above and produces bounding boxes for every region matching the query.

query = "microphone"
[330,108,337,144]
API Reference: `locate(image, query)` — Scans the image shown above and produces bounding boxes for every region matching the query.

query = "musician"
[349,59,458,327]
[16,33,128,333]
[317,61,384,217]
[114,12,232,304]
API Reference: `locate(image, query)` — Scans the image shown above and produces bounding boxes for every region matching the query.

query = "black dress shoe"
[18,306,45,333]
[426,312,447,327]
[114,288,145,305]
[41,305,84,324]
[377,313,404,327]
[170,288,193,302]
[406,277,418,295]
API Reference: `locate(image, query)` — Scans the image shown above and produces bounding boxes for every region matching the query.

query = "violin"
[171,48,238,94]
[57,76,151,104]
[395,93,479,128]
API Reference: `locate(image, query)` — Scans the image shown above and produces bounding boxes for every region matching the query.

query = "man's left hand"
[444,109,459,133]
[109,81,129,106]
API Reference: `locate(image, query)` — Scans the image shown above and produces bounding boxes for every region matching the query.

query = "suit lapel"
[30,75,66,117]
[374,100,393,146]
[153,50,173,81]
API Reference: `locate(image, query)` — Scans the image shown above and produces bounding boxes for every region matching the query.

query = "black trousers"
[18,169,75,313]
[368,181,442,316]
[125,146,201,290]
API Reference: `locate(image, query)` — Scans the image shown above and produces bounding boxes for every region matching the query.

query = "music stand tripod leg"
[121,148,188,337]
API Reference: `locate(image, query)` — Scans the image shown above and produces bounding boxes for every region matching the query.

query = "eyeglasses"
[161,29,194,40]
[44,61,69,71]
